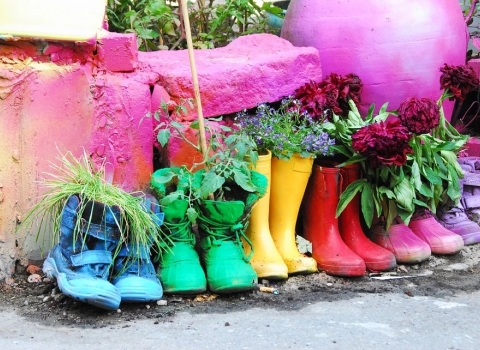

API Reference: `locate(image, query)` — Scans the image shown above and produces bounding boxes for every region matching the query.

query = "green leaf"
[199,171,225,198]
[411,160,422,190]
[419,183,433,197]
[157,129,171,147]
[336,179,367,217]
[441,150,464,177]
[422,166,443,185]
[232,168,258,192]
[393,178,415,211]
[361,183,374,227]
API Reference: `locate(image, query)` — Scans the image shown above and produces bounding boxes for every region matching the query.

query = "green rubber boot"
[151,168,207,294]
[197,200,258,293]
[195,170,267,294]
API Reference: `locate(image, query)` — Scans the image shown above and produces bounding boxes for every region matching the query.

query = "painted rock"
[281,0,467,118]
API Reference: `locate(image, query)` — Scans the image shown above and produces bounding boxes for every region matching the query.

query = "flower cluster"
[351,119,413,168]
[397,97,440,134]
[440,63,479,101]
[236,98,335,160]
[294,73,363,121]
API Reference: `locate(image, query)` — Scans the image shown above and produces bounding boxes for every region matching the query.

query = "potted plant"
[21,151,167,310]
[235,96,335,276]
[330,64,480,264]
[150,104,267,294]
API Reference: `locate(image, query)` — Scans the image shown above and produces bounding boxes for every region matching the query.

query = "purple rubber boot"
[436,156,480,245]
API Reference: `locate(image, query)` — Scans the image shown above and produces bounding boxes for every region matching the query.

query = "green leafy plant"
[330,64,476,229]
[107,0,274,51]
[149,97,262,215]
[107,0,181,51]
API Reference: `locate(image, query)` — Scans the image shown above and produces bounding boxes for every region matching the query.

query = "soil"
[2,244,480,329]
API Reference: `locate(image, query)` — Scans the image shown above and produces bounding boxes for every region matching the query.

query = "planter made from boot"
[281,0,466,118]
[269,153,317,275]
[245,150,289,280]
[197,200,258,293]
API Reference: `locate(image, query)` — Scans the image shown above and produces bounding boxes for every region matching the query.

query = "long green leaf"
[336,179,367,217]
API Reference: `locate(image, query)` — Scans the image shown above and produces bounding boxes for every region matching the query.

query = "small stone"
[51,287,60,296]
[54,293,66,302]
[27,274,42,283]
[24,300,29,306]
[117,309,122,313]
[157,300,168,306]
[225,322,230,327]
[26,264,42,275]
[43,278,51,283]
[146,305,151,309]
[445,263,469,271]
[397,265,408,273]
[411,264,419,270]
[326,283,333,287]
[43,296,51,302]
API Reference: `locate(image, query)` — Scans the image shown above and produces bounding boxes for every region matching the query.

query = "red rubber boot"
[339,164,397,272]
[302,164,366,277]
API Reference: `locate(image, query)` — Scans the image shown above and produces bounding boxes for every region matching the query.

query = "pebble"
[54,293,65,302]
[43,278,51,283]
[51,287,60,296]
[43,296,51,302]
[326,283,333,287]
[443,263,469,271]
[27,274,42,283]
[117,309,121,313]
[146,305,151,309]
[157,300,168,306]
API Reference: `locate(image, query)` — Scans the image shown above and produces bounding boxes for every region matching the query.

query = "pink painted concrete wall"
[0,33,322,281]
[281,0,468,118]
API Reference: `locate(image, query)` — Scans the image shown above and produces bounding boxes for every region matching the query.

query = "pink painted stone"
[138,33,322,121]
[97,31,138,72]
[281,0,467,119]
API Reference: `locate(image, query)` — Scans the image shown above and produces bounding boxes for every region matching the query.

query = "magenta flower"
[294,80,340,121]
[352,119,413,168]
[439,64,480,101]
[397,97,440,134]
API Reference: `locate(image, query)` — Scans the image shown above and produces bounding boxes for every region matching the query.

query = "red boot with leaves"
[302,163,366,277]
[338,164,397,272]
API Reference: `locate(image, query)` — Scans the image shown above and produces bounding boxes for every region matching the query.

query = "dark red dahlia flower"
[322,73,363,106]
[352,119,413,168]
[397,97,440,134]
[294,80,341,120]
[439,64,480,101]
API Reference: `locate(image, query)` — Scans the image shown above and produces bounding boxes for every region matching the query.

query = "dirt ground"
[1,243,480,329]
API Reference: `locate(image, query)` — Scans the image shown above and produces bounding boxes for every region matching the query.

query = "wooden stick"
[179,0,209,162]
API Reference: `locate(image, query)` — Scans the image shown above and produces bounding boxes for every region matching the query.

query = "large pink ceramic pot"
[281,0,467,118]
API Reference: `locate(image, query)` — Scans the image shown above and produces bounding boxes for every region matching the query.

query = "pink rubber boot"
[408,209,464,255]
[370,220,431,264]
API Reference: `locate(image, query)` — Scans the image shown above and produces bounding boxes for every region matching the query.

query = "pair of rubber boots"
[301,162,397,276]
[152,168,266,294]
[437,156,480,246]
[370,207,465,264]
[43,194,163,310]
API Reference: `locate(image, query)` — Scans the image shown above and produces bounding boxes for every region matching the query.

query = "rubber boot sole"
[43,257,121,310]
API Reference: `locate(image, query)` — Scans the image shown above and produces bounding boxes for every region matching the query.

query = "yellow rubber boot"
[269,154,318,275]
[245,151,289,280]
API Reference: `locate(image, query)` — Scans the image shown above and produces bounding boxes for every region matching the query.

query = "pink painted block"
[97,31,138,72]
[139,33,322,121]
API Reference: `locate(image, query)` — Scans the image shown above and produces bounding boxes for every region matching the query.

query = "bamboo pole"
[179,0,209,161]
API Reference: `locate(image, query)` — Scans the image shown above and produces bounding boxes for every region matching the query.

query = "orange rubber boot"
[339,164,397,272]
[302,164,366,277]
